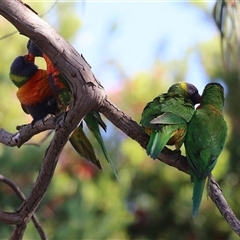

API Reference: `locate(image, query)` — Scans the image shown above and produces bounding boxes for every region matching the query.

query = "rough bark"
[0,0,239,238]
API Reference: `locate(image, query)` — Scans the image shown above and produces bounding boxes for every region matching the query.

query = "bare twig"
[0,0,239,238]
[0,174,47,239]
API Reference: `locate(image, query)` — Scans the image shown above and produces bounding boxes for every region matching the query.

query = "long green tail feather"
[69,126,102,169]
[84,113,118,180]
[88,111,107,131]
[146,128,172,159]
[192,176,206,217]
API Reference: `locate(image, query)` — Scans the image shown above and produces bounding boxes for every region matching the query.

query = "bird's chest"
[167,128,185,145]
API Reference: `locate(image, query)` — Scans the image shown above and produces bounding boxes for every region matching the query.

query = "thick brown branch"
[0,0,239,238]
[0,0,106,228]
[10,224,26,240]
[0,174,47,239]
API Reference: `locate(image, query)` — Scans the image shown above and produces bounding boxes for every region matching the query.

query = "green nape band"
[9,73,28,88]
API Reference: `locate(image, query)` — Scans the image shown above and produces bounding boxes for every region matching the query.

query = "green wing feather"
[69,125,102,169]
[150,112,186,125]
[185,104,227,216]
[141,91,194,160]
[141,92,195,128]
[84,112,118,179]
[185,108,226,177]
[49,71,115,174]
[146,125,180,159]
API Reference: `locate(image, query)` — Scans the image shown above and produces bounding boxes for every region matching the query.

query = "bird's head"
[9,55,38,88]
[168,82,201,105]
[201,82,225,108]
[27,39,43,61]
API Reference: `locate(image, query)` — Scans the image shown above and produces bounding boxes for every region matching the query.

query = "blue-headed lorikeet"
[140,82,201,160]
[27,40,117,177]
[9,55,58,121]
[9,54,102,169]
[184,82,227,217]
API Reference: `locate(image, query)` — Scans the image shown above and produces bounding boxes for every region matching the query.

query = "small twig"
[24,130,54,147]
[0,174,47,239]
[38,130,54,146]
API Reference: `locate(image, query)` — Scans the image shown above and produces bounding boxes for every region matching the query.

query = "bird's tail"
[146,128,172,160]
[69,126,102,169]
[192,177,206,217]
[84,112,118,180]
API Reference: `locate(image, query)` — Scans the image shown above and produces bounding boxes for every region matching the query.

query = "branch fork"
[0,0,239,238]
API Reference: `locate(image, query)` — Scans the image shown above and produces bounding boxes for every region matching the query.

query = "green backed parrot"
[184,82,227,216]
[140,82,201,159]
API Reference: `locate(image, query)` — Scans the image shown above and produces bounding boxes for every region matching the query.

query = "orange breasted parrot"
[27,40,117,177]
[184,82,227,217]
[9,54,102,169]
[9,55,58,121]
[140,82,201,160]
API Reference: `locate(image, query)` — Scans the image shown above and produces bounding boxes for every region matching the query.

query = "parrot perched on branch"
[27,40,117,178]
[184,82,227,217]
[140,82,201,160]
[9,55,58,121]
[9,55,102,169]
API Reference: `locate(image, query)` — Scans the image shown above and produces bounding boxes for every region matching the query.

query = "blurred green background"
[0,1,239,239]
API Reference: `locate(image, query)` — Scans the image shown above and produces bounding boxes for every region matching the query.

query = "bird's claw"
[54,112,67,130]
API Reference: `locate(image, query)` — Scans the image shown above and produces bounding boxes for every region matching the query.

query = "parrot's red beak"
[28,53,35,62]
[23,54,30,61]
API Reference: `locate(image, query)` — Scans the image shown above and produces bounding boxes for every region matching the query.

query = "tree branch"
[208,175,240,235]
[0,174,47,239]
[0,0,105,227]
[0,117,55,147]
[0,0,239,237]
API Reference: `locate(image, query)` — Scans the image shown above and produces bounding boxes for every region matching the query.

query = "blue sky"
[70,2,218,93]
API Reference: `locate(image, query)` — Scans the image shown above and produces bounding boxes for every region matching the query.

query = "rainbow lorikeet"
[140,82,201,160]
[27,40,117,177]
[184,82,227,217]
[9,55,58,121]
[9,55,102,169]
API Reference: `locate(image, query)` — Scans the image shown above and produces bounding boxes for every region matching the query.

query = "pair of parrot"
[9,40,117,178]
[140,82,227,216]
